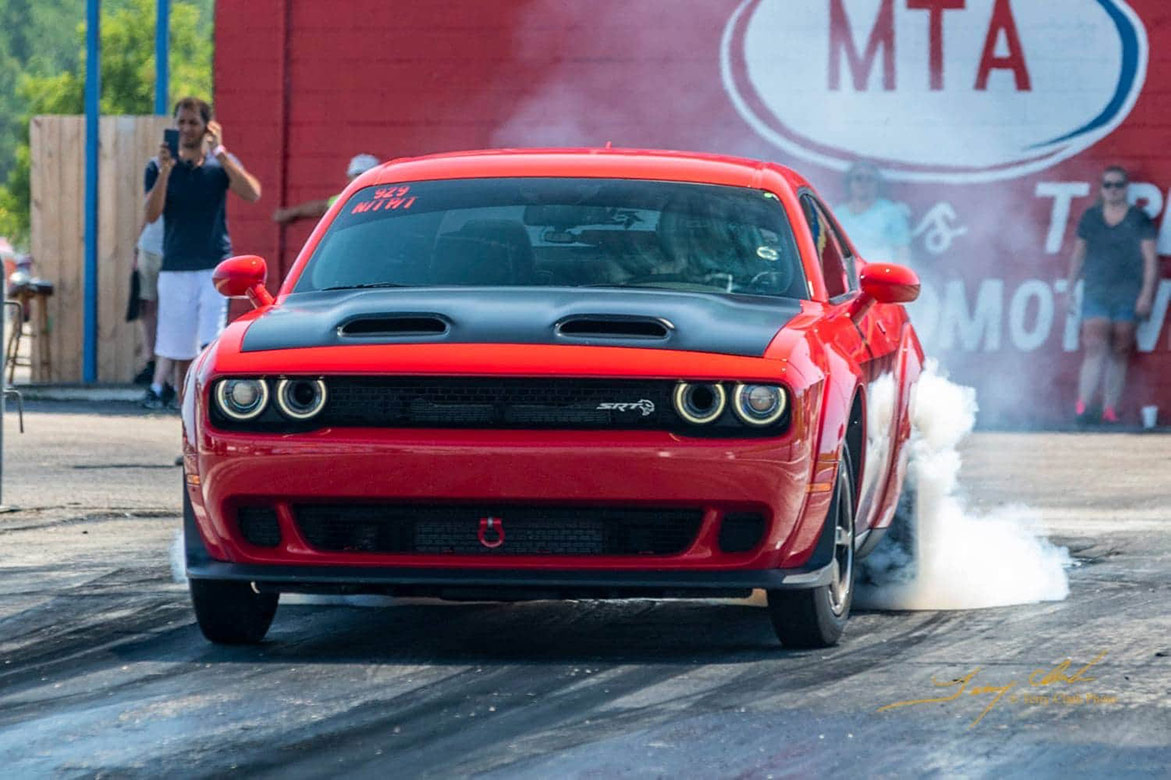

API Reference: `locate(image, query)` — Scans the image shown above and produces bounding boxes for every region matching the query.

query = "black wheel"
[189,578,278,645]
[766,452,856,648]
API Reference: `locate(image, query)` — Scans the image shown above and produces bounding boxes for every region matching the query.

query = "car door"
[801,194,899,535]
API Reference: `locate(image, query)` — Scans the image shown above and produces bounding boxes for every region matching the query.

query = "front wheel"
[190,578,278,645]
[766,452,856,648]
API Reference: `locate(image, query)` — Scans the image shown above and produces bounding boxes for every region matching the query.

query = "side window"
[813,198,860,292]
[801,195,850,298]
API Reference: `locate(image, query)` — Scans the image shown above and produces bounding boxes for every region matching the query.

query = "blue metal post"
[155,0,169,115]
[83,0,100,383]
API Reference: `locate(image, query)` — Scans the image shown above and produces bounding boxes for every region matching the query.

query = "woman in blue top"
[834,161,911,263]
[1065,166,1158,424]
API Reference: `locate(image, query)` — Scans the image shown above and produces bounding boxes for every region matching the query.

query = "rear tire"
[767,452,856,648]
[190,578,278,645]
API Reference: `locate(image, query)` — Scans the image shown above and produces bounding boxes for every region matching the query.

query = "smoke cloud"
[857,361,1071,610]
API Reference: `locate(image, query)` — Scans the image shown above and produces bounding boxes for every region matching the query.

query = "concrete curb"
[9,385,144,402]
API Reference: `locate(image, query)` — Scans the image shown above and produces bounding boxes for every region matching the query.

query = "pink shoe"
[1075,400,1087,416]
[1101,407,1120,423]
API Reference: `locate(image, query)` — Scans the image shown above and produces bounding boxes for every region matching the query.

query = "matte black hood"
[241,288,801,358]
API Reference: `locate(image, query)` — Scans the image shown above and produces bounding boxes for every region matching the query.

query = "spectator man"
[271,153,380,225]
[143,97,261,408]
[834,160,911,264]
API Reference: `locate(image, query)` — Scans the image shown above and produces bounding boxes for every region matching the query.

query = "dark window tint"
[802,195,851,298]
[296,178,806,300]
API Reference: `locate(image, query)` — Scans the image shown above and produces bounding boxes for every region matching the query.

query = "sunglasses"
[1102,180,1128,189]
[849,175,876,183]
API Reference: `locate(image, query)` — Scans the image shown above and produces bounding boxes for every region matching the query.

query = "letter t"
[907,0,965,90]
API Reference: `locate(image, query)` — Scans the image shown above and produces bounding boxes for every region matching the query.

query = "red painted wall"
[215,0,1171,426]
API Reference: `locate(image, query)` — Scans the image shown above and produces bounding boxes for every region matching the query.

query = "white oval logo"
[721,0,1149,183]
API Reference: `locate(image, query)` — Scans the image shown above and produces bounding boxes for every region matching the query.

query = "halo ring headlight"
[673,382,727,425]
[215,378,269,421]
[275,378,328,420]
[732,383,787,426]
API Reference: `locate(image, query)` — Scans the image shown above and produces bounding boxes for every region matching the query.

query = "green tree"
[0,0,86,186]
[0,0,213,245]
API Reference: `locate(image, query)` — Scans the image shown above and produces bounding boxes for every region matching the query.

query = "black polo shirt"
[144,155,232,272]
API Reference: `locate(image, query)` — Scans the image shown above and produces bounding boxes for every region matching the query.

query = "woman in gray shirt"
[1065,166,1158,424]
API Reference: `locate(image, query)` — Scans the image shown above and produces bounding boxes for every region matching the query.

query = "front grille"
[320,378,678,430]
[208,376,789,436]
[237,506,281,547]
[294,504,703,556]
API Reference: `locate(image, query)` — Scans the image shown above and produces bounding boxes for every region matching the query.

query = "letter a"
[975,0,1031,90]
[829,0,895,91]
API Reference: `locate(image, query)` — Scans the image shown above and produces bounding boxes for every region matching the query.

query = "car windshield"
[296,177,806,298]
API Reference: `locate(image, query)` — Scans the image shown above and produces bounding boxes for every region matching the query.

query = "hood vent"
[555,315,672,340]
[340,315,449,337]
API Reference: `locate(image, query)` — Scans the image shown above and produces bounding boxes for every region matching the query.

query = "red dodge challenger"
[181,148,923,648]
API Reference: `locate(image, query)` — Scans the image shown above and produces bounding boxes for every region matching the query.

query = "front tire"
[190,579,278,645]
[767,452,856,648]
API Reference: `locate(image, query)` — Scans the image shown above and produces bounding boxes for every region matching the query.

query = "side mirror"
[213,255,274,308]
[859,262,920,304]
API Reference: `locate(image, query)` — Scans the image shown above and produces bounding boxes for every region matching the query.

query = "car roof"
[358,147,812,192]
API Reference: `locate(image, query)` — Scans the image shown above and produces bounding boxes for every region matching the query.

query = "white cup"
[1141,405,1158,430]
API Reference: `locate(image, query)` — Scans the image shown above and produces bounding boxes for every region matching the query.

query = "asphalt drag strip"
[0,405,1167,777]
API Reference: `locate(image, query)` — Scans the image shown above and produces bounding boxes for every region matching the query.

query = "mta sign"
[722,0,1148,182]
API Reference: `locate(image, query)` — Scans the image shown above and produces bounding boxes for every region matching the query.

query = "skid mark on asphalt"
[150,606,959,777]
[211,658,692,778]
[0,509,179,534]
[0,598,190,696]
[71,463,176,470]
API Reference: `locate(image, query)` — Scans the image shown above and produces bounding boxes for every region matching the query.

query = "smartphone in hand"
[163,129,179,159]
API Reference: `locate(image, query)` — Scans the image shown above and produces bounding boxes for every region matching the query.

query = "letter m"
[829,0,896,91]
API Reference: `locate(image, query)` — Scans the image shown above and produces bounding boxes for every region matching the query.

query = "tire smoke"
[857,361,1071,610]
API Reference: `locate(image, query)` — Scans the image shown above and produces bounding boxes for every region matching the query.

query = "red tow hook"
[478,516,505,549]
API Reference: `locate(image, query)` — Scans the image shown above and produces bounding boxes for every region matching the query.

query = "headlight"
[275,378,328,420]
[673,381,727,425]
[732,383,787,426]
[215,378,269,420]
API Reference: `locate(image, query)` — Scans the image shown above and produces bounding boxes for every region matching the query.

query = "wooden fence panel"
[97,115,172,382]
[30,114,172,383]
[29,116,84,383]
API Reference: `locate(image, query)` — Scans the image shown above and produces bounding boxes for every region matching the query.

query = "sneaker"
[141,387,165,410]
[1101,407,1120,424]
[162,384,178,410]
[1074,400,1093,425]
[133,360,155,386]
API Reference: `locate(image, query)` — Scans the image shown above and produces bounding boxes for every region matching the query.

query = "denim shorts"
[1082,295,1136,323]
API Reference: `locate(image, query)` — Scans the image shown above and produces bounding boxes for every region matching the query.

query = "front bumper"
[184,486,837,596]
[185,423,832,582]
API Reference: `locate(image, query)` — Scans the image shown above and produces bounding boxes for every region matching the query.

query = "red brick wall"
[215,0,1171,425]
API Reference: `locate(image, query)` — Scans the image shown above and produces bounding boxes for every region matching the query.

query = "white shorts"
[155,269,227,361]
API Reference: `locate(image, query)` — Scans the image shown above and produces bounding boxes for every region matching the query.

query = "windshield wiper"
[320,282,412,291]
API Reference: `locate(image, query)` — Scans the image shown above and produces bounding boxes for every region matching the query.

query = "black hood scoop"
[241,288,801,358]
[340,315,450,338]
[555,315,672,340]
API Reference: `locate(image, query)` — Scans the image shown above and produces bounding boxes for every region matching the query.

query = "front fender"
[777,331,863,568]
